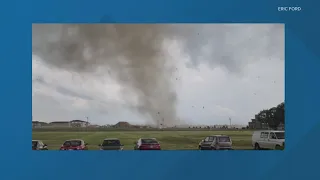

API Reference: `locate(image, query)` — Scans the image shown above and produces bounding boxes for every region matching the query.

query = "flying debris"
[33,24,180,127]
[32,24,283,127]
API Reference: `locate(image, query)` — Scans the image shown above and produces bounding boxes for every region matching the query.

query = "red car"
[60,139,88,150]
[134,138,161,150]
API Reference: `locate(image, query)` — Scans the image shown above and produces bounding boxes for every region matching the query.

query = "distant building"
[88,125,100,128]
[248,119,268,129]
[32,121,48,128]
[70,120,89,127]
[131,125,141,128]
[213,125,229,129]
[113,121,131,128]
[248,118,275,130]
[49,121,70,127]
[103,124,113,128]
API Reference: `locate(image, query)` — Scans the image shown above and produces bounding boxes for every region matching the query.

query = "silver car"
[199,135,233,150]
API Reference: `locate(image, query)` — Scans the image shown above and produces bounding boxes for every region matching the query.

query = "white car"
[252,130,285,150]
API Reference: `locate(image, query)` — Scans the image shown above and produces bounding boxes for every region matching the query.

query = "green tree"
[253,102,285,130]
[265,102,285,130]
[274,102,285,127]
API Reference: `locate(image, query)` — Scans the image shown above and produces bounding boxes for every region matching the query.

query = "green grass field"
[32,130,254,150]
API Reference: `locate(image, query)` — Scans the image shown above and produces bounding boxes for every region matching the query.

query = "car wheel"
[275,145,282,150]
[254,143,260,150]
[211,146,216,150]
[198,146,202,150]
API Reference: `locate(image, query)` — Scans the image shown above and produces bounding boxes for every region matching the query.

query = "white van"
[252,130,285,150]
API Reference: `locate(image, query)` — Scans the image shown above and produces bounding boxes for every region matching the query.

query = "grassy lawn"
[32,130,254,150]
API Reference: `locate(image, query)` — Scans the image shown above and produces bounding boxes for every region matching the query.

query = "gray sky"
[32,24,284,126]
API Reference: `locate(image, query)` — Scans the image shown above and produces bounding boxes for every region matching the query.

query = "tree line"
[254,102,285,130]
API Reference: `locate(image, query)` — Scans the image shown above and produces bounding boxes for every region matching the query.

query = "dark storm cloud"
[174,24,284,73]
[32,24,284,126]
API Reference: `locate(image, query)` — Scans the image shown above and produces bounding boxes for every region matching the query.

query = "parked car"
[32,140,48,150]
[98,138,124,150]
[60,139,89,150]
[199,135,233,150]
[134,138,161,150]
[252,130,285,150]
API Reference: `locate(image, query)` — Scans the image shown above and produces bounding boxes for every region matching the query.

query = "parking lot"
[32,130,254,150]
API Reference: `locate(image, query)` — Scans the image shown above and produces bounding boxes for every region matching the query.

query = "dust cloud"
[32,24,283,126]
[32,24,180,126]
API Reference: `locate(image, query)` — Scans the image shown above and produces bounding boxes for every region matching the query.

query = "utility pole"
[86,116,89,131]
[161,118,164,130]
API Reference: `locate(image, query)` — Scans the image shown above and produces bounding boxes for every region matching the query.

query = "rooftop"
[70,120,87,122]
[254,130,285,133]
[50,121,70,123]
[104,138,119,140]
[65,139,84,141]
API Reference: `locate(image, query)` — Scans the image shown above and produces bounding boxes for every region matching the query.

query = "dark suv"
[99,138,124,150]
[199,135,233,150]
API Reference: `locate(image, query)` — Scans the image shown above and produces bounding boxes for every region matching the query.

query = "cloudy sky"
[32,24,284,126]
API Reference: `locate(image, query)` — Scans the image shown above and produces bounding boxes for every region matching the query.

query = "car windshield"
[141,139,158,144]
[218,137,231,142]
[32,141,38,147]
[102,140,120,146]
[275,132,285,139]
[63,140,81,146]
